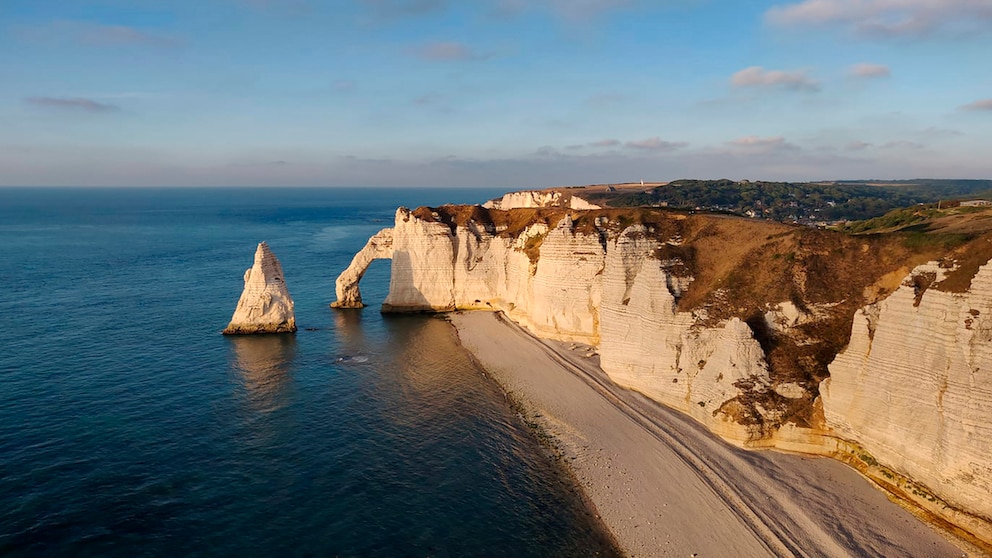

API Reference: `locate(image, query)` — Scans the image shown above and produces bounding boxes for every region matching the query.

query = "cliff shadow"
[329,307,377,366]
[332,308,368,345]
[744,313,777,362]
[381,251,435,311]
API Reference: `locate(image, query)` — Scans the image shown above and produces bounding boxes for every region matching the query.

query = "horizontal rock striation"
[823,261,992,537]
[332,203,992,546]
[223,242,296,334]
[597,224,773,442]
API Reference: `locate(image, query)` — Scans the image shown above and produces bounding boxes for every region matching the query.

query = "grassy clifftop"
[416,202,992,429]
[554,178,992,224]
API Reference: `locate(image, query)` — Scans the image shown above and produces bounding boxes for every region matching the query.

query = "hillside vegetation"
[419,203,992,415]
[576,178,992,224]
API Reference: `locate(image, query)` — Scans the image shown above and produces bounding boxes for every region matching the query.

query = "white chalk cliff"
[331,229,393,308]
[822,261,992,535]
[223,242,296,334]
[483,190,601,210]
[332,205,992,546]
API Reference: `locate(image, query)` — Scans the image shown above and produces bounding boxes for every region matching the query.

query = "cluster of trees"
[835,179,992,199]
[604,179,992,223]
[840,206,937,234]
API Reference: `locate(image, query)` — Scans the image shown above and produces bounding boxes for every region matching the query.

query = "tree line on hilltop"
[600,179,992,223]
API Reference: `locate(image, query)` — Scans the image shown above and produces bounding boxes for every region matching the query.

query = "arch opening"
[330,228,394,309]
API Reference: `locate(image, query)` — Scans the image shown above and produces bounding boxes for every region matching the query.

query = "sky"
[1,0,991,187]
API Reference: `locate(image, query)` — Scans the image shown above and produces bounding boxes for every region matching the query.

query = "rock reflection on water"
[332,309,373,365]
[380,316,492,427]
[227,334,297,413]
[332,308,367,346]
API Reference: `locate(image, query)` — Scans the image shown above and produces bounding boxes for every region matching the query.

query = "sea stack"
[223,242,297,335]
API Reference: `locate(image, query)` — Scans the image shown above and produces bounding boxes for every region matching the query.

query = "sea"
[0,187,618,557]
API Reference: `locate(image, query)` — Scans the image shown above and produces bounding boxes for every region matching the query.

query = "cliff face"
[823,260,992,526]
[483,190,601,210]
[340,207,604,342]
[333,203,992,545]
[224,242,296,334]
[333,207,838,437]
[597,224,777,441]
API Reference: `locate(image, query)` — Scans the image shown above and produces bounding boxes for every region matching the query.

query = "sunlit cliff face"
[333,199,992,546]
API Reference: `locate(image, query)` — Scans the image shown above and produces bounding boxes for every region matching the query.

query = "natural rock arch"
[330,228,394,308]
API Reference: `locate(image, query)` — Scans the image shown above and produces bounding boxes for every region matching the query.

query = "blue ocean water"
[0,187,617,557]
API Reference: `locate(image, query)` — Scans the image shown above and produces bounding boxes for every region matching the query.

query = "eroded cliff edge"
[333,202,992,548]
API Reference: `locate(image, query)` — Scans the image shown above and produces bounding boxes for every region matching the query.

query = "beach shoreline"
[448,310,971,558]
[451,322,625,557]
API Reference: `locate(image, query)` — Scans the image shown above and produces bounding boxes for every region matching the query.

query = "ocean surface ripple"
[0,187,617,557]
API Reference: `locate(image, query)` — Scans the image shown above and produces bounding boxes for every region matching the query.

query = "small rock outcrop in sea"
[223,242,296,334]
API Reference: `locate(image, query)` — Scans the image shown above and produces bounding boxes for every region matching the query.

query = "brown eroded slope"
[414,204,992,432]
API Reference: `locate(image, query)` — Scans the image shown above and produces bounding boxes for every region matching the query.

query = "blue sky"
[1,0,990,187]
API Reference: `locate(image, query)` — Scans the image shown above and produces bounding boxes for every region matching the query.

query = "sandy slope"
[449,311,970,558]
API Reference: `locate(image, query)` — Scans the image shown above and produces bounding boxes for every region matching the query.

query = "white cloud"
[589,139,621,147]
[25,96,120,113]
[730,66,820,92]
[7,139,988,188]
[845,140,873,150]
[922,126,964,137]
[361,0,446,17]
[365,0,639,21]
[961,98,992,111]
[16,20,182,48]
[849,62,891,78]
[584,93,626,108]
[880,140,925,149]
[624,137,688,151]
[494,0,636,20]
[728,136,801,153]
[543,0,634,19]
[766,0,992,38]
